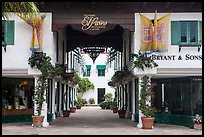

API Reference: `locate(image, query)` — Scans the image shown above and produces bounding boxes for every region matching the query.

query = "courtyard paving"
[2,106,202,135]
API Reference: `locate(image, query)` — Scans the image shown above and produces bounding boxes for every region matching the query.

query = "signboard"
[81,14,108,31]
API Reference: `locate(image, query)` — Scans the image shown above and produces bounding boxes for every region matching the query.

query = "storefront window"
[2,77,34,111]
[152,76,202,116]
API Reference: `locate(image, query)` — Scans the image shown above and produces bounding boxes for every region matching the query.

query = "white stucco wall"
[2,13,54,75]
[80,53,115,104]
[134,12,202,69]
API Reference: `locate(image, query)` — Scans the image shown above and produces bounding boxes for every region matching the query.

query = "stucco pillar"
[137,76,144,129]
[33,76,49,127]
[63,84,66,110]
[51,79,56,119]
[59,83,62,115]
[132,78,136,121]
[137,76,153,129]
[67,86,70,110]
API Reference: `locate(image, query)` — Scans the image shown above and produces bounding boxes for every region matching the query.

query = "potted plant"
[89,97,95,104]
[74,100,81,109]
[111,98,118,113]
[131,52,158,71]
[139,76,157,129]
[118,106,126,118]
[70,100,77,113]
[28,52,64,127]
[63,109,71,117]
[193,114,202,130]
[99,101,106,109]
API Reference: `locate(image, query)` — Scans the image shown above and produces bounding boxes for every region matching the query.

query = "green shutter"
[6,20,15,45]
[96,65,106,70]
[198,21,202,45]
[171,21,180,45]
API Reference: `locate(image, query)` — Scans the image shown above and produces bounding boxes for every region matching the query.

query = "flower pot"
[63,110,71,117]
[70,107,76,113]
[141,117,154,129]
[112,107,118,113]
[194,123,202,130]
[118,110,126,118]
[32,115,44,127]
[76,105,81,109]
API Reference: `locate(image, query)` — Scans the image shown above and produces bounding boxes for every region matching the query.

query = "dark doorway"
[98,88,105,104]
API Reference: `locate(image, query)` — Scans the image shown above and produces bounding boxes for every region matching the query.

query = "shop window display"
[2,77,34,115]
[152,76,202,116]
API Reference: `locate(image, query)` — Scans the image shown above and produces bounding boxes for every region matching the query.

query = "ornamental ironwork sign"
[81,14,108,31]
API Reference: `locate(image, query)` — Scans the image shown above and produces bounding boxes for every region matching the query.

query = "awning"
[96,65,106,70]
[86,65,91,70]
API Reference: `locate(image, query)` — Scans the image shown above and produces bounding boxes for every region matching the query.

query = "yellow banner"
[140,11,171,53]
[156,13,171,52]
[17,14,46,52]
[140,13,153,52]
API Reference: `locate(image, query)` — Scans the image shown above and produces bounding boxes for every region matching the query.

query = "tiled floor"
[2,106,202,135]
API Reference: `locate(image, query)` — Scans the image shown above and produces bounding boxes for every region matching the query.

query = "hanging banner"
[140,11,171,53]
[140,13,153,52]
[17,13,46,52]
[156,13,171,52]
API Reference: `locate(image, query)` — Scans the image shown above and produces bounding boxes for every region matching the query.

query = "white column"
[48,79,52,113]
[33,76,38,116]
[132,78,136,121]
[33,76,49,127]
[137,76,144,129]
[42,83,49,127]
[67,86,70,110]
[51,79,56,119]
[63,84,66,110]
[59,83,62,115]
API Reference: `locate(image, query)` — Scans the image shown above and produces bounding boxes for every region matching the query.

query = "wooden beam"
[116,2,121,9]
[165,2,171,9]
[91,2,95,9]
[66,2,70,9]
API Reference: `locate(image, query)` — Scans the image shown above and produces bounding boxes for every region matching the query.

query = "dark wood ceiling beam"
[165,2,171,9]
[116,2,121,10]
[91,2,96,9]
[66,2,70,9]
[142,2,148,9]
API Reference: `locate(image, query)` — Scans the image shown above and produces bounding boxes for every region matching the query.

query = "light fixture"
[89,52,99,63]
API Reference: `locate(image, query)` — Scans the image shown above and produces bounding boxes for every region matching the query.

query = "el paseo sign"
[149,54,202,60]
[81,14,108,31]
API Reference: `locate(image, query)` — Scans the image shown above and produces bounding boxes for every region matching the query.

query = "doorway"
[98,88,105,104]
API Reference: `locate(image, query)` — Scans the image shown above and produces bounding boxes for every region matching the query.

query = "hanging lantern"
[89,52,99,63]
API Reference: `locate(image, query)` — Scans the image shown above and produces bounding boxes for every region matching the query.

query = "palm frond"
[2,2,40,20]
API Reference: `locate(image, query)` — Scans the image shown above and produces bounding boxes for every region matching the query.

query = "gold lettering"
[81,15,107,31]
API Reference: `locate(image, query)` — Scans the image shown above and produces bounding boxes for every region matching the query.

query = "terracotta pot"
[118,110,126,118]
[76,105,81,109]
[32,115,44,127]
[194,123,202,130]
[63,110,71,117]
[141,117,154,129]
[70,107,76,113]
[112,107,118,113]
